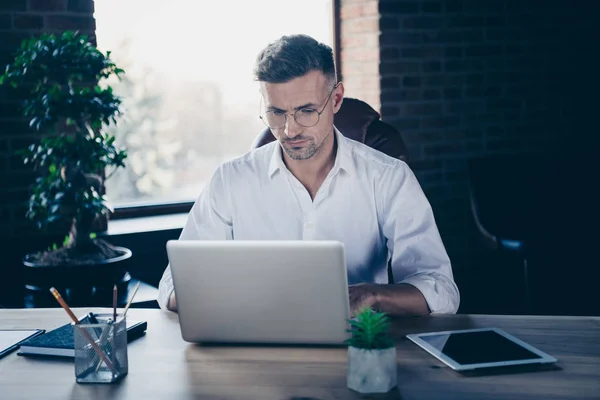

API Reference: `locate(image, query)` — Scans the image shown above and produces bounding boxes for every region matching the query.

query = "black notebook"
[18,315,147,358]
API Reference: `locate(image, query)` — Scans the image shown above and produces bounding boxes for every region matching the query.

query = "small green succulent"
[345,307,395,350]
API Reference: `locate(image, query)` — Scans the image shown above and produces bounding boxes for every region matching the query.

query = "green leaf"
[345,308,394,350]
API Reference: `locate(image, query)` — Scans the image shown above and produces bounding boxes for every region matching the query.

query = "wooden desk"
[1,309,598,400]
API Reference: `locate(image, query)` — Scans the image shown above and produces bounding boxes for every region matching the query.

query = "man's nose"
[284,114,302,138]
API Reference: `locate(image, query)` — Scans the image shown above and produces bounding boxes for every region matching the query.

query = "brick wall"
[0,0,95,237]
[340,0,596,271]
[339,0,381,110]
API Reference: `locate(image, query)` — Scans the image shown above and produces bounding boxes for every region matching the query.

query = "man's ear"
[332,82,345,114]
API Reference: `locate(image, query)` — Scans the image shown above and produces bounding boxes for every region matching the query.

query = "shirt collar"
[268,126,355,179]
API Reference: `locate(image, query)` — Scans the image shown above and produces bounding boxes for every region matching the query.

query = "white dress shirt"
[158,128,460,313]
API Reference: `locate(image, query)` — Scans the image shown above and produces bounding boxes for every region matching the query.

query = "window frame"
[108,2,341,221]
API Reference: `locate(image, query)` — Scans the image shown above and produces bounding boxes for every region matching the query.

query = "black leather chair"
[466,154,592,315]
[468,155,540,313]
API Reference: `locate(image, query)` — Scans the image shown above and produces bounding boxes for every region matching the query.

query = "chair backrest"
[251,97,408,163]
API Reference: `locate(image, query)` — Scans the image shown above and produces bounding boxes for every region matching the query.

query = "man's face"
[260,70,343,161]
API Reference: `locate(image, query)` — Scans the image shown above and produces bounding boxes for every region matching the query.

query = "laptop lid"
[166,240,350,345]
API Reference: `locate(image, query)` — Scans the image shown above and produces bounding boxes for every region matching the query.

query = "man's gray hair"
[253,34,337,86]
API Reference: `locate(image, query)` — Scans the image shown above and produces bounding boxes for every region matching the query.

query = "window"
[94,0,334,211]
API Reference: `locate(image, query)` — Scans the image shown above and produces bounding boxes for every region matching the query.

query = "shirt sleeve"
[379,161,460,314]
[157,165,233,310]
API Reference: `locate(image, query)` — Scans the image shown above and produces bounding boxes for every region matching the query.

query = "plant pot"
[22,246,132,293]
[347,346,397,394]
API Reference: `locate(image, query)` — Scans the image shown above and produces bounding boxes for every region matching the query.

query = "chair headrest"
[333,97,381,143]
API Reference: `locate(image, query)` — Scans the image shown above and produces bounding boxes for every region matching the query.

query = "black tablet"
[407,327,557,371]
[0,329,45,359]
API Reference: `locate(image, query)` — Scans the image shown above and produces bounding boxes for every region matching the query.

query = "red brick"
[342,17,379,34]
[341,32,378,49]
[340,4,362,20]
[361,1,379,16]
[341,47,379,62]
[29,0,66,11]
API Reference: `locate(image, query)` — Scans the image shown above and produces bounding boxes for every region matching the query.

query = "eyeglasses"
[259,84,338,130]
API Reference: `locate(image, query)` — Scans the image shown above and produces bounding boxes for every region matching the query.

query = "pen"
[122,281,141,318]
[49,287,117,375]
[113,284,117,321]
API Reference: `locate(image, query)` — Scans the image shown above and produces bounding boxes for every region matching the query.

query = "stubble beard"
[282,138,318,160]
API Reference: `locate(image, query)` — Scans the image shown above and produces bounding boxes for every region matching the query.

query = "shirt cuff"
[400,274,459,314]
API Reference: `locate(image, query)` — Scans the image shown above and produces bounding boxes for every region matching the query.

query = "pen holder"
[73,313,128,384]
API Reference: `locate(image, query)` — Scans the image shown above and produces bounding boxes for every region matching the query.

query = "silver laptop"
[166,240,350,345]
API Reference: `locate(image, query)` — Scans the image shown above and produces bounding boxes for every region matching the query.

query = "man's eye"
[300,109,316,114]
[272,110,285,116]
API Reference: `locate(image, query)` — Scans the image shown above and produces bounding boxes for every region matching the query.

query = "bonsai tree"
[0,31,127,265]
[346,307,397,394]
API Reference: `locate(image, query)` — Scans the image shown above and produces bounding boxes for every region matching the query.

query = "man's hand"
[348,283,379,316]
[167,291,178,312]
[349,283,430,317]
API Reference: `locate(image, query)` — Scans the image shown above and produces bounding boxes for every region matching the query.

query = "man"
[158,34,459,316]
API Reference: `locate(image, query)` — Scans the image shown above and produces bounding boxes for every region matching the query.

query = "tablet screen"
[420,330,542,365]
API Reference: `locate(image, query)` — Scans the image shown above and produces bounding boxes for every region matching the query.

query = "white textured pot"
[347,346,397,394]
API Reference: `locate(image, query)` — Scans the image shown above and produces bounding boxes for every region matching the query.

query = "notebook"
[18,314,147,358]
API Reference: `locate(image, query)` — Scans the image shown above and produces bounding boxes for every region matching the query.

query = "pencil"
[49,287,118,375]
[122,281,141,318]
[113,284,117,321]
